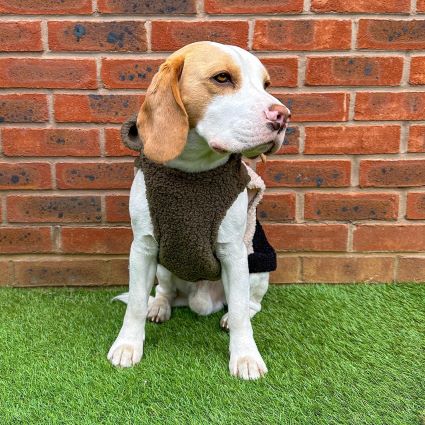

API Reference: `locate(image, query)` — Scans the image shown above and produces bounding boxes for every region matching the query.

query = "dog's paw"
[147,296,171,323]
[229,349,268,380]
[220,312,229,331]
[107,338,144,368]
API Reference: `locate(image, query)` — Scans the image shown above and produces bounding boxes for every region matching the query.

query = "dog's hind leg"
[147,264,177,323]
[220,272,269,330]
[187,280,225,316]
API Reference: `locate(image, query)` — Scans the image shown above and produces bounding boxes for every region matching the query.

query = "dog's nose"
[264,104,291,132]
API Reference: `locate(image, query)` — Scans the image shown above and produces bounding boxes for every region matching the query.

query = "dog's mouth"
[243,141,275,159]
[211,144,229,155]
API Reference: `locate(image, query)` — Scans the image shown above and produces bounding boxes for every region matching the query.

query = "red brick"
[0,0,91,14]
[151,21,249,51]
[397,257,425,282]
[98,0,196,14]
[311,0,410,13]
[273,93,349,122]
[257,160,351,188]
[305,56,403,86]
[61,227,132,254]
[360,160,425,188]
[13,259,108,287]
[7,195,102,223]
[418,0,425,12]
[2,128,100,157]
[0,59,97,89]
[12,258,130,287]
[304,125,400,154]
[48,21,147,52]
[409,56,425,85]
[276,126,300,154]
[105,128,139,157]
[353,225,425,252]
[408,126,425,152]
[355,92,425,121]
[0,227,52,253]
[259,57,298,88]
[270,256,300,284]
[0,261,10,286]
[0,94,48,123]
[205,0,303,14]
[253,20,351,51]
[304,193,399,221]
[406,192,425,219]
[56,162,134,190]
[0,22,42,52]
[257,193,296,222]
[105,195,130,222]
[107,259,129,285]
[54,94,143,124]
[102,58,162,89]
[358,20,425,50]
[0,163,51,190]
[303,256,394,283]
[264,224,348,251]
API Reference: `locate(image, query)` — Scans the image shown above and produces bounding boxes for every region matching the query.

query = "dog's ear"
[137,55,189,163]
[121,114,142,152]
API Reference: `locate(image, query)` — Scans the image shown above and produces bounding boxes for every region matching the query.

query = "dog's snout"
[264,104,291,132]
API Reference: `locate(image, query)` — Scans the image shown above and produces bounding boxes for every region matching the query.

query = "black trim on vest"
[248,220,277,273]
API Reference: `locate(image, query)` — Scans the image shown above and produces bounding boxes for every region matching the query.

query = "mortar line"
[295,192,304,223]
[145,21,152,53]
[393,255,399,283]
[347,223,354,252]
[196,0,205,16]
[247,19,254,51]
[411,0,418,14]
[40,20,49,53]
[298,55,306,88]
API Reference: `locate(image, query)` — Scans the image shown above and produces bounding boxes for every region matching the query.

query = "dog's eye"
[213,72,232,84]
[264,80,271,89]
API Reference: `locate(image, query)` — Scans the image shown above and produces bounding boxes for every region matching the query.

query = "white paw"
[147,296,171,323]
[229,349,268,380]
[107,338,144,368]
[220,312,229,331]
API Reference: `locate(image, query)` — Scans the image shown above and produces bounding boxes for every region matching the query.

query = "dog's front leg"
[108,235,158,367]
[217,241,267,380]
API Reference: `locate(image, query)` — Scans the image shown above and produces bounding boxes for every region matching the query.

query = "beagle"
[108,42,291,380]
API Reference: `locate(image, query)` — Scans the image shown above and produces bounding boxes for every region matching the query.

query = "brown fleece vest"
[138,154,250,282]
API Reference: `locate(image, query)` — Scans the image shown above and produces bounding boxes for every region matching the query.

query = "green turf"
[0,284,424,425]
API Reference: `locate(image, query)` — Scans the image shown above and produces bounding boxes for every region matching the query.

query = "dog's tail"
[112,293,155,306]
[112,292,129,303]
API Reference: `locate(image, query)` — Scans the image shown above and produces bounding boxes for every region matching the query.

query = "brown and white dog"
[108,41,290,380]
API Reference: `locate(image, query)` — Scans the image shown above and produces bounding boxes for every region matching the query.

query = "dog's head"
[131,41,291,163]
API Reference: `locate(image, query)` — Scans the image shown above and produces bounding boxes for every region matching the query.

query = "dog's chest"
[139,154,250,282]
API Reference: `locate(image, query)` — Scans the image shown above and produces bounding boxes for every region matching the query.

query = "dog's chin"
[208,134,284,157]
[243,139,283,158]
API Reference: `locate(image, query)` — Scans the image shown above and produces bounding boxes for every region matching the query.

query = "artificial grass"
[0,284,424,425]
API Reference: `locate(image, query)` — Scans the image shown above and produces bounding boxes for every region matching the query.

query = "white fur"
[108,42,290,380]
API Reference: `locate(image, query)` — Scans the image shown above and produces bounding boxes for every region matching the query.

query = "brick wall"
[1,0,425,286]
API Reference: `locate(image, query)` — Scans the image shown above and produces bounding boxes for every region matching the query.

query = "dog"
[108,41,291,380]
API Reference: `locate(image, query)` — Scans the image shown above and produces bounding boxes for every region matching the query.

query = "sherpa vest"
[139,154,250,282]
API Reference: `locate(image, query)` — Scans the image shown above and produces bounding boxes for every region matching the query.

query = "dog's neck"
[166,129,230,173]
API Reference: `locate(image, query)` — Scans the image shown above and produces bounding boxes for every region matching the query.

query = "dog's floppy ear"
[137,55,189,163]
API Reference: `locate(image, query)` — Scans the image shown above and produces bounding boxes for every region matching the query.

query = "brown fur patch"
[137,42,243,162]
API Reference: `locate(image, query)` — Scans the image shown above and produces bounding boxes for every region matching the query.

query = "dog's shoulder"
[217,188,248,244]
